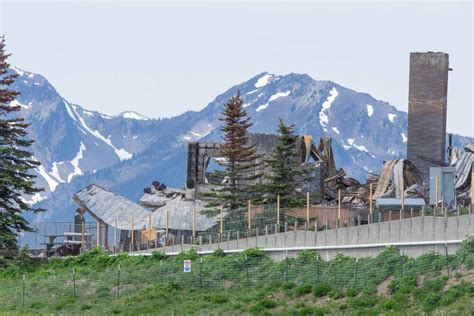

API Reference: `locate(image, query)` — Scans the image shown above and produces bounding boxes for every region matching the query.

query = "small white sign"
[183,259,191,273]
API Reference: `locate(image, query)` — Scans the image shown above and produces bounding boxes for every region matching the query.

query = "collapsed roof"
[73,184,218,231]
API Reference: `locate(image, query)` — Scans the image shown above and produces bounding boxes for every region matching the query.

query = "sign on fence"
[183,260,191,273]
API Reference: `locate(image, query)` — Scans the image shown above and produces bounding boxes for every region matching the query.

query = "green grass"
[0,236,472,315]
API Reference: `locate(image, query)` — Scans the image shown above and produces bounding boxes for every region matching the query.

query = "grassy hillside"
[0,237,473,315]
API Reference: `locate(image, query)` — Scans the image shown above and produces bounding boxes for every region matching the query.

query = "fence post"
[72,269,76,298]
[445,243,450,279]
[277,195,280,233]
[284,252,289,283]
[245,254,250,287]
[400,251,404,277]
[22,274,25,305]
[117,264,121,298]
[316,255,320,283]
[199,257,203,289]
[160,260,163,282]
[354,258,359,289]
[265,225,268,247]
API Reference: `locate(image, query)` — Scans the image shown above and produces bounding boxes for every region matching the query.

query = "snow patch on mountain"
[401,132,407,143]
[246,89,259,95]
[332,127,340,134]
[10,99,30,110]
[10,66,25,76]
[366,104,374,117]
[121,111,149,120]
[50,162,65,183]
[69,104,133,161]
[319,87,338,129]
[269,91,291,102]
[256,91,291,112]
[67,142,86,183]
[388,113,397,122]
[36,164,59,192]
[353,143,368,152]
[254,74,273,88]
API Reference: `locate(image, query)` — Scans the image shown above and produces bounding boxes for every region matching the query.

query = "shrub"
[282,282,296,290]
[328,289,344,299]
[423,276,448,293]
[296,284,312,296]
[95,285,110,297]
[297,250,320,261]
[422,293,441,312]
[298,306,329,315]
[440,286,463,306]
[211,294,228,304]
[348,296,378,308]
[249,299,277,313]
[258,299,277,309]
[455,236,474,268]
[313,283,332,297]
[382,298,397,311]
[151,251,168,261]
[346,288,357,297]
[362,284,376,296]
[176,248,199,260]
[388,276,416,294]
[241,248,266,260]
[212,248,225,257]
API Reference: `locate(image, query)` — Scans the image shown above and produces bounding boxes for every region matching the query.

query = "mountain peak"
[119,111,149,120]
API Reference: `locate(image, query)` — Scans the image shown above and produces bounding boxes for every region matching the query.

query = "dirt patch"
[377,276,394,296]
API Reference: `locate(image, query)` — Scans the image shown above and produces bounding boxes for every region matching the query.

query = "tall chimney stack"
[407,52,450,182]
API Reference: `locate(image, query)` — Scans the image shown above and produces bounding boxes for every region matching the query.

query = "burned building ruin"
[185,133,325,201]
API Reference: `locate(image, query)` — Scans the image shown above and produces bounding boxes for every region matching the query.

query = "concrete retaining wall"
[132,214,472,260]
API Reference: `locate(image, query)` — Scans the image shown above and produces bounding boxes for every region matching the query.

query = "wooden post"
[131,216,134,251]
[148,214,152,232]
[81,219,85,252]
[276,195,280,233]
[306,192,310,225]
[338,189,341,220]
[248,200,251,232]
[104,224,109,249]
[401,176,405,211]
[96,222,101,247]
[192,206,196,242]
[113,220,117,253]
[220,205,224,242]
[369,183,373,215]
[165,210,169,241]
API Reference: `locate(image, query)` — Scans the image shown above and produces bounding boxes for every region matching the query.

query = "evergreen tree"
[254,118,306,208]
[204,91,262,230]
[0,36,44,250]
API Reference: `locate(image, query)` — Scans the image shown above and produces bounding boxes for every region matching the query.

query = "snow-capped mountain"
[7,67,472,222]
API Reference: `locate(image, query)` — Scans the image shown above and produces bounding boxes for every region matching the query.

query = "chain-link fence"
[0,239,472,310]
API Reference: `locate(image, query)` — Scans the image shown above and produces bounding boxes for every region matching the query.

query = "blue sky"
[1,0,472,136]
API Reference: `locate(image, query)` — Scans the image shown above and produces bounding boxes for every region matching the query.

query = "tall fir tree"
[0,36,44,250]
[205,91,262,230]
[253,118,306,208]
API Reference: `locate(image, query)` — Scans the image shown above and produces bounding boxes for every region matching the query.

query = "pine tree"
[254,118,306,208]
[0,36,44,250]
[205,91,262,230]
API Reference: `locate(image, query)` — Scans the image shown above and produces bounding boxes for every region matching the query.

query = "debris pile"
[452,144,473,204]
[141,180,185,208]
